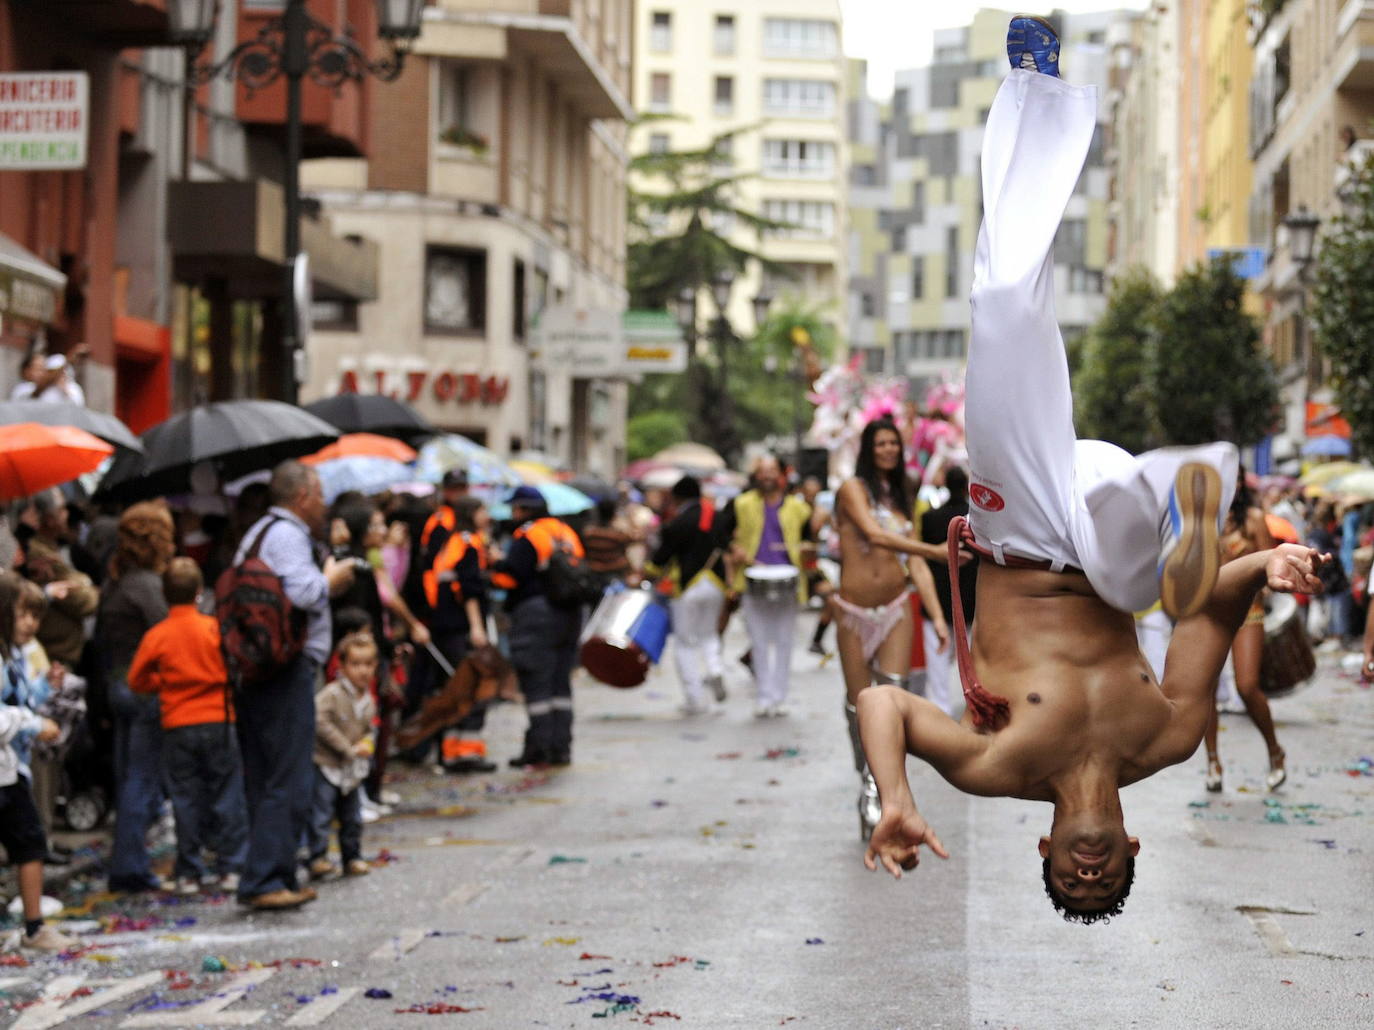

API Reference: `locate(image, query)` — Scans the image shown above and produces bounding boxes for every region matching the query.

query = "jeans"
[305,768,362,864]
[509,596,580,758]
[163,723,249,882]
[107,692,164,891]
[236,656,317,900]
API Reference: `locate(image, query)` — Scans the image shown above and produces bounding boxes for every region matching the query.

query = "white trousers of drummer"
[743,593,798,708]
[670,576,725,705]
[966,70,1238,612]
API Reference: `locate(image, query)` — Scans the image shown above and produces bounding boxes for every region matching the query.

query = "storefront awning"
[169,179,378,302]
[0,232,66,326]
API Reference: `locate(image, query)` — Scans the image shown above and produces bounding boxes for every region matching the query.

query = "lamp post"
[169,0,424,404]
[1283,204,1321,392]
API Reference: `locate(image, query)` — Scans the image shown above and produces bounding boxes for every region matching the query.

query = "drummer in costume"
[491,486,584,767]
[648,476,731,715]
[1201,471,1285,792]
[423,496,494,773]
[718,455,810,718]
[834,416,950,840]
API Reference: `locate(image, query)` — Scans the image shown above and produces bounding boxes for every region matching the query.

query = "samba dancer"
[1201,472,1286,792]
[858,17,1329,924]
[719,455,810,718]
[834,417,949,839]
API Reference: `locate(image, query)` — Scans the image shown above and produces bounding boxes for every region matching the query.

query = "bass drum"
[579,586,672,689]
[1260,593,1316,698]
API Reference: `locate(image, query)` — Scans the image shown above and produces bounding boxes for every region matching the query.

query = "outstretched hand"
[864,804,950,879]
[1266,544,1331,595]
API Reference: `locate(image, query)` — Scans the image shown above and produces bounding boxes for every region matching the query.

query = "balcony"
[432,141,500,205]
[50,0,172,46]
[1335,137,1374,196]
[1334,0,1374,90]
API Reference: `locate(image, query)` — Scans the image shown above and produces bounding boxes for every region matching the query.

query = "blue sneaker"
[1158,463,1223,620]
[1007,15,1061,77]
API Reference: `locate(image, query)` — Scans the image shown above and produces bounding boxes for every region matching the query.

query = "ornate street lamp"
[751,289,773,328]
[1284,205,1320,269]
[710,268,735,311]
[673,286,697,336]
[174,0,425,403]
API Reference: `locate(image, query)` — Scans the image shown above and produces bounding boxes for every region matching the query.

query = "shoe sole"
[1008,14,1061,74]
[1160,463,1222,620]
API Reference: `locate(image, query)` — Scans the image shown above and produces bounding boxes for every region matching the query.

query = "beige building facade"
[629,0,847,335]
[301,0,634,474]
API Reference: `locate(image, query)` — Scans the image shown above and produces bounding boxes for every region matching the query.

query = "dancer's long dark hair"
[854,416,910,517]
[1229,465,1255,528]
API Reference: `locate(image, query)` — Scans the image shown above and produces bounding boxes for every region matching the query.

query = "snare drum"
[1260,593,1316,698]
[745,565,799,604]
[579,586,672,688]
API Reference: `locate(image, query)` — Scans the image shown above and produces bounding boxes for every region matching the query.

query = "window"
[761,139,836,178]
[714,14,736,55]
[311,299,357,331]
[912,256,924,299]
[862,347,886,374]
[714,75,734,115]
[649,72,671,112]
[1054,218,1087,265]
[437,63,470,140]
[650,10,672,52]
[425,246,487,333]
[860,292,876,317]
[648,132,670,155]
[944,225,959,298]
[710,135,734,170]
[1274,35,1290,104]
[853,163,876,185]
[762,78,836,117]
[763,199,836,238]
[762,18,839,59]
[1068,266,1104,294]
[707,209,734,235]
[513,259,527,340]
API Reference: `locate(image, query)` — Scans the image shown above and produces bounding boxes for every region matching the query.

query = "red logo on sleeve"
[970,484,1005,512]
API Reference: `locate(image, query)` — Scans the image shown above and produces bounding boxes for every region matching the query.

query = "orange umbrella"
[1265,513,1300,544]
[0,423,113,500]
[302,432,416,465]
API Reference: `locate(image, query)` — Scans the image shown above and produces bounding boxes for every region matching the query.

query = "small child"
[308,632,378,880]
[0,572,70,951]
[128,558,248,895]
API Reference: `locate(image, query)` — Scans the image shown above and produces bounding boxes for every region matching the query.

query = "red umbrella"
[1265,513,1300,544]
[0,423,113,500]
[302,432,417,465]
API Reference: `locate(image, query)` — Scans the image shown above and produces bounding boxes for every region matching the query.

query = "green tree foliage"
[1311,158,1374,458]
[1073,261,1277,452]
[1073,269,1161,453]
[1149,260,1277,447]
[626,409,690,461]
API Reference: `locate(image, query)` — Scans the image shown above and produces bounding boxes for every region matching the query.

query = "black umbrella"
[568,474,617,501]
[303,394,437,444]
[97,400,339,502]
[0,399,143,455]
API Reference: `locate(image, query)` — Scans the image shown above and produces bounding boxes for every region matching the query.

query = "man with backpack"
[227,461,354,910]
[491,486,589,767]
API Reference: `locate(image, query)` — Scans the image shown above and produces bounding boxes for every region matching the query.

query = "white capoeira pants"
[670,576,726,705]
[922,619,954,715]
[965,70,1238,613]
[742,593,797,707]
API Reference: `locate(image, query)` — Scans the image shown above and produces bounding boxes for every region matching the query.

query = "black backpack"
[215,518,306,687]
[544,538,604,609]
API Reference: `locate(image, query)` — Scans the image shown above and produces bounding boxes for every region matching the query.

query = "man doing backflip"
[858,16,1329,923]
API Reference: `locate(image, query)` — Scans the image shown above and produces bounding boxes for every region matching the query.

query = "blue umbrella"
[315,456,413,502]
[415,434,521,488]
[486,481,595,520]
[1301,435,1352,458]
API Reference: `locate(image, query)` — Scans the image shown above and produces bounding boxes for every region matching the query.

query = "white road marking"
[444,882,488,907]
[284,986,360,1026]
[121,968,274,1027]
[13,972,162,1030]
[1240,908,1298,956]
[368,926,428,961]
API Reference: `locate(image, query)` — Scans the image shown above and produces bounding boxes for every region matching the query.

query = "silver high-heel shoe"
[1266,749,1287,792]
[1205,758,1223,793]
[858,770,881,841]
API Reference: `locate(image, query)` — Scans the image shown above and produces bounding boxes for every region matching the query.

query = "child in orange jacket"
[129,558,247,895]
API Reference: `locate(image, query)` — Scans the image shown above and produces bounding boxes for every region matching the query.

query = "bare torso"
[953,563,1174,800]
[835,483,911,607]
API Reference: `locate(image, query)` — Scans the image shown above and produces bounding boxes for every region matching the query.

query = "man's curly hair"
[1042,855,1135,925]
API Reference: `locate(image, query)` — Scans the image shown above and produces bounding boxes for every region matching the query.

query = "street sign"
[531,307,686,377]
[0,72,89,170]
[1207,246,1267,280]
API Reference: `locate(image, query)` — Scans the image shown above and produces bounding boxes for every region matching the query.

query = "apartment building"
[302,0,634,473]
[630,0,847,336]
[848,8,1114,396]
[1248,0,1373,454]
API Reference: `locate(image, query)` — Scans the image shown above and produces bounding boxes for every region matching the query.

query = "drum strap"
[946,516,1012,729]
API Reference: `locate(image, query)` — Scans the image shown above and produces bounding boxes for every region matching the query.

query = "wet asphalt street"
[3,614,1373,1029]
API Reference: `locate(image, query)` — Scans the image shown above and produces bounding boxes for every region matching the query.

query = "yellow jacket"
[730,490,811,602]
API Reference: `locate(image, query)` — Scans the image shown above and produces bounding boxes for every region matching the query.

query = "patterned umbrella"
[486,481,594,520]
[414,434,521,488]
[315,456,415,502]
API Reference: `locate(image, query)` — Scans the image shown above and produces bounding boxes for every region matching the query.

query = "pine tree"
[1072,268,1161,453]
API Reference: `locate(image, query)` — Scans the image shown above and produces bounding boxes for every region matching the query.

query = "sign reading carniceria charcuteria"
[0,72,89,170]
